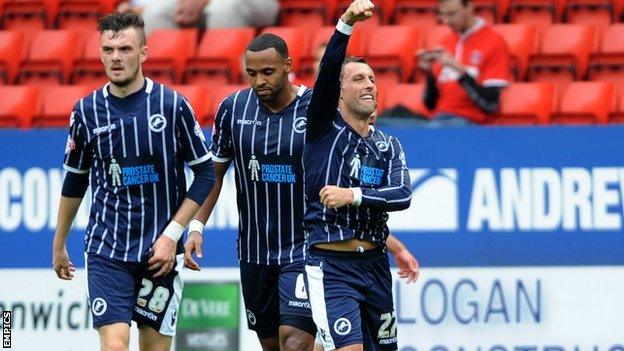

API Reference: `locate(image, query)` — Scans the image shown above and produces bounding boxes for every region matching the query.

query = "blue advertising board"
[1,126,623,268]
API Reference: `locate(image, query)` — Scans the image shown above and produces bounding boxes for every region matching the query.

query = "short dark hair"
[97,10,146,45]
[246,33,289,60]
[340,56,370,80]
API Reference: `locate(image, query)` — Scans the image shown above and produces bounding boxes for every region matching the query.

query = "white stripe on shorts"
[305,264,336,350]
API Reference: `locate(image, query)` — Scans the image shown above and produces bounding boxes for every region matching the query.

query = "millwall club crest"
[148,114,167,133]
[292,116,307,134]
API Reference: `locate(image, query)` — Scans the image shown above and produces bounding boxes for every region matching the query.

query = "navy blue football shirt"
[210,86,311,265]
[303,25,412,247]
[63,78,212,262]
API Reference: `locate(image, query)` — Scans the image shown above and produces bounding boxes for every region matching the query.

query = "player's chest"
[341,138,391,187]
[230,115,306,157]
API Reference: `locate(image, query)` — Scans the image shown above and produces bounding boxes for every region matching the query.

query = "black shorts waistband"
[308,246,385,259]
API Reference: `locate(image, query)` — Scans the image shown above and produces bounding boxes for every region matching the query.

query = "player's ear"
[284,57,293,73]
[139,44,148,64]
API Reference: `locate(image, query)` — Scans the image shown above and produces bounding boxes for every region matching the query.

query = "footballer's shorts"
[239,260,316,339]
[85,252,184,336]
[305,247,398,351]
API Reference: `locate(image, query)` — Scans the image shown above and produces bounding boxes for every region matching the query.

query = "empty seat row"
[1,81,622,129]
[0,83,250,128]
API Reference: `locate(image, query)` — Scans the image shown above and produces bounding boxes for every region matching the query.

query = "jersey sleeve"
[306,20,352,142]
[63,106,93,175]
[360,137,412,211]
[177,96,211,166]
[209,96,234,163]
[481,36,511,87]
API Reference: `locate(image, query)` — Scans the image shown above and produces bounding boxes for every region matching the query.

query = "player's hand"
[52,245,75,280]
[392,248,420,284]
[149,235,177,278]
[340,0,375,25]
[320,185,354,209]
[184,231,203,271]
[174,0,207,26]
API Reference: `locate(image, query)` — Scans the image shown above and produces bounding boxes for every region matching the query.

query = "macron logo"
[388,168,458,231]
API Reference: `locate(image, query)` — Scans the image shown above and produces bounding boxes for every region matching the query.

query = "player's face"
[244,48,292,103]
[438,0,473,33]
[100,28,147,87]
[340,62,377,119]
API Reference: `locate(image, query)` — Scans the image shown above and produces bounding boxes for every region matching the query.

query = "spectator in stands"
[418,0,511,125]
[140,0,279,35]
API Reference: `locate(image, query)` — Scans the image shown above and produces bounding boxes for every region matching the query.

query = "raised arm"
[306,0,375,142]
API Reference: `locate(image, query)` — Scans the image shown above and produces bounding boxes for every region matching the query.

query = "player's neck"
[262,84,298,113]
[342,112,370,137]
[108,73,145,98]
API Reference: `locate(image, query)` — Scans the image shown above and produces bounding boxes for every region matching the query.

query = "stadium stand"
[17,29,80,86]
[492,82,555,125]
[552,81,615,124]
[0,30,25,84]
[184,28,255,86]
[1,0,624,127]
[32,84,91,127]
[0,84,39,127]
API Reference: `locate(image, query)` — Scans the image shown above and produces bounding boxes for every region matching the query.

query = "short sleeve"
[177,96,211,166]
[481,35,511,87]
[209,96,234,163]
[63,108,93,174]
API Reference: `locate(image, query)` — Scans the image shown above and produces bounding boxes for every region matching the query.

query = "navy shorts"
[85,252,184,336]
[239,260,316,339]
[305,247,397,351]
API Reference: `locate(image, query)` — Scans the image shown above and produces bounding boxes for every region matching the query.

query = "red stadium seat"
[260,27,309,70]
[0,85,40,128]
[473,0,510,23]
[171,85,211,127]
[493,24,537,80]
[143,29,198,85]
[587,24,624,88]
[508,0,566,34]
[209,84,248,124]
[1,0,58,39]
[278,0,336,27]
[609,85,624,123]
[58,0,118,30]
[184,28,255,86]
[380,83,429,117]
[392,0,438,27]
[298,25,367,84]
[32,84,92,127]
[72,30,107,87]
[492,82,555,125]
[527,24,596,95]
[366,25,421,84]
[565,0,619,38]
[553,81,615,124]
[18,29,80,86]
[0,30,25,84]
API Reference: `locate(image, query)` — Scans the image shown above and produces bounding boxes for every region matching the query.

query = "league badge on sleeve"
[65,136,76,154]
